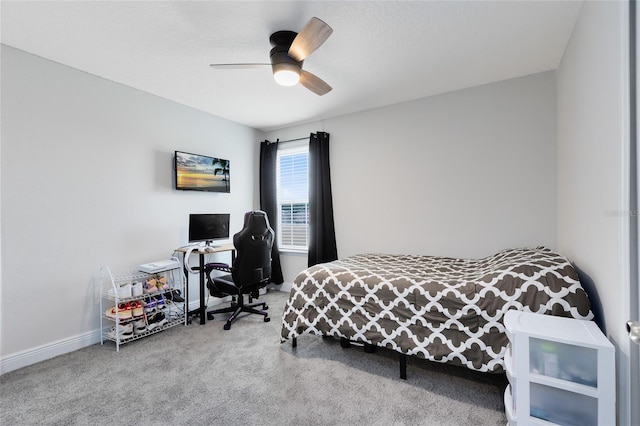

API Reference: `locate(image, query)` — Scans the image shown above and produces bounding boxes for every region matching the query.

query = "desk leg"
[182,248,235,325]
[183,252,205,324]
[199,253,206,325]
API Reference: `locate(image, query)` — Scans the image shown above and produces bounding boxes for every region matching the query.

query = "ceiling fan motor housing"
[269,30,297,48]
[269,30,303,72]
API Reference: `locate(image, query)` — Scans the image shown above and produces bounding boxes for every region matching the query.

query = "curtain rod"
[264,136,309,145]
[265,132,327,144]
[277,137,309,144]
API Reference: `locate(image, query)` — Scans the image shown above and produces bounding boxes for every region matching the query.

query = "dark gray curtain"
[308,132,338,267]
[259,140,284,284]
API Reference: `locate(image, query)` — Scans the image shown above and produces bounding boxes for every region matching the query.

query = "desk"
[175,244,235,325]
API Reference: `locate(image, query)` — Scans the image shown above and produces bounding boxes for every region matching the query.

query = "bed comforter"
[280,247,593,373]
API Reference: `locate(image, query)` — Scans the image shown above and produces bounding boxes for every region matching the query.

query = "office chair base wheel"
[207,313,215,321]
[264,316,270,322]
[223,323,231,331]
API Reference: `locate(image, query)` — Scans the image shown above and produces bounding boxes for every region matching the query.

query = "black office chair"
[204,210,274,330]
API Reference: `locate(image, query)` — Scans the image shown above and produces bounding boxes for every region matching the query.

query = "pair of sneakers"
[144,276,170,294]
[106,318,147,340]
[147,311,167,331]
[105,301,144,321]
[108,281,144,299]
[144,295,166,314]
[106,323,134,340]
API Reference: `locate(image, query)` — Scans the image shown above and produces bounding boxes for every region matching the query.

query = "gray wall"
[268,71,558,283]
[0,46,263,366]
[556,1,633,423]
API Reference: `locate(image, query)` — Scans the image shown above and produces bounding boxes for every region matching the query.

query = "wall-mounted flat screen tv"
[174,150,230,193]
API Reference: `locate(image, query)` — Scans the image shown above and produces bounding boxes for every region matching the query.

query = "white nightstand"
[503,310,615,426]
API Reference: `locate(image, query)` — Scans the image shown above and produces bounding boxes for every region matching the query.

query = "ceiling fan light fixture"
[273,63,300,86]
[211,18,332,95]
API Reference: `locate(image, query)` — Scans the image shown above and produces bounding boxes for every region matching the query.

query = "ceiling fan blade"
[300,70,332,96]
[209,63,270,69]
[288,17,333,62]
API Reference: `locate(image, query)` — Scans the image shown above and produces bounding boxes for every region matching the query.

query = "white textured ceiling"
[1,1,582,132]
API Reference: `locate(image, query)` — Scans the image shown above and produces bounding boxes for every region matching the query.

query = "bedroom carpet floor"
[0,290,507,425]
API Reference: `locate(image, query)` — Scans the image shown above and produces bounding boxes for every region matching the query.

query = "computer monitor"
[188,214,230,245]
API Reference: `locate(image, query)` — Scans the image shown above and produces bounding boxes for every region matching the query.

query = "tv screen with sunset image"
[174,151,230,193]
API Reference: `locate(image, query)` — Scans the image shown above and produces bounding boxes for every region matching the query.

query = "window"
[276,141,309,251]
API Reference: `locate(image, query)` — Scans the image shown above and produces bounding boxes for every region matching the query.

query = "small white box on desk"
[138,259,180,274]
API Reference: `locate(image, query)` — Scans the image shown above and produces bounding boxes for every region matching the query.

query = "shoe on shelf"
[105,303,132,321]
[130,300,144,317]
[132,318,147,335]
[147,312,167,331]
[144,298,157,314]
[154,294,166,310]
[131,281,143,297]
[144,279,158,294]
[166,290,185,303]
[106,323,133,340]
[108,283,132,299]
[166,310,184,322]
[157,276,170,291]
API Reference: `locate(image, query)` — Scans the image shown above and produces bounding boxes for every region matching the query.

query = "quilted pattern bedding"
[280,247,593,373]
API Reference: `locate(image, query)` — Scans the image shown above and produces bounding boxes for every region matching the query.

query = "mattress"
[280,247,594,372]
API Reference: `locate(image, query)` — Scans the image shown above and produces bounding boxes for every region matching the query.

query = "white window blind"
[276,141,309,251]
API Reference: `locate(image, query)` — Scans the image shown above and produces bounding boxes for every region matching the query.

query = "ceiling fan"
[209,17,333,96]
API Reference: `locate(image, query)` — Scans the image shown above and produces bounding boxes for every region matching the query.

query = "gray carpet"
[0,290,507,425]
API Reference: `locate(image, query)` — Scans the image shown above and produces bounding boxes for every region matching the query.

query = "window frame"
[276,140,309,253]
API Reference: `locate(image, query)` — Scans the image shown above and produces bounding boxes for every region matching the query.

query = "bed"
[280,246,593,376]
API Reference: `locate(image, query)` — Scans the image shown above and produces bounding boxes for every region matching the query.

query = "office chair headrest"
[243,210,271,236]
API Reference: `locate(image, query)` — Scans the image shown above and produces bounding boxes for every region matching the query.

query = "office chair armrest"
[204,262,232,273]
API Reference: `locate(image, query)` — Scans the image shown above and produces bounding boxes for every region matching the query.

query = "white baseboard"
[190,295,232,311]
[269,282,292,292]
[1,330,102,375]
[1,287,293,376]
[190,286,290,312]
